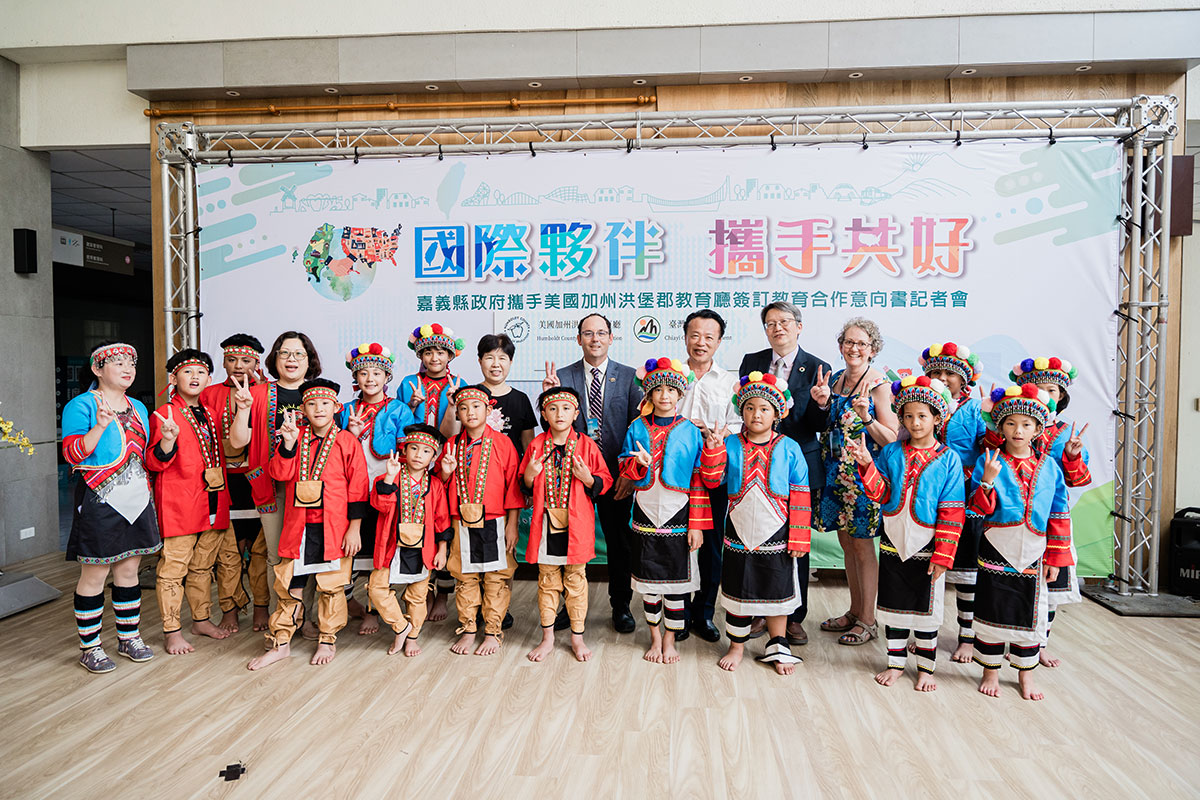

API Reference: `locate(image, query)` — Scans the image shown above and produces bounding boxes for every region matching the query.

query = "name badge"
[586,417,602,441]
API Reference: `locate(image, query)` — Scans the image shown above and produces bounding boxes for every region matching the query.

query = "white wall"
[19,60,147,149]
[0,0,1184,50]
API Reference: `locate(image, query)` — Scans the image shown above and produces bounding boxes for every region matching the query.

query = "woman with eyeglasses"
[245,331,324,628]
[811,317,898,647]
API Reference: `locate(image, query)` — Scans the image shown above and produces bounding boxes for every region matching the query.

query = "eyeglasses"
[580,330,610,340]
[278,350,309,362]
[763,319,797,331]
[842,340,873,351]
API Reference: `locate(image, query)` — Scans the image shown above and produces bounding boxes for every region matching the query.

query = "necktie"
[772,357,787,381]
[589,367,604,431]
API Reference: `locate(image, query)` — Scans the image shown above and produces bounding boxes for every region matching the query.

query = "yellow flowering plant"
[0,402,35,456]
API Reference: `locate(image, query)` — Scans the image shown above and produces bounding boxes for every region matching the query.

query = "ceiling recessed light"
[739,75,754,82]
[324,87,339,94]
[425,85,439,91]
[1076,65,1092,72]
[848,72,864,79]
[225,90,241,97]
[528,81,543,88]
[961,68,977,75]
[633,78,647,86]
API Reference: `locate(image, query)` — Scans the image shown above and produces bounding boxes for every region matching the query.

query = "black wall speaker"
[14,228,36,274]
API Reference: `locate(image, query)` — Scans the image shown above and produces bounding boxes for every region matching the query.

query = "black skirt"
[973,534,1046,644]
[719,518,799,616]
[66,479,161,565]
[629,502,693,587]
[877,531,938,621]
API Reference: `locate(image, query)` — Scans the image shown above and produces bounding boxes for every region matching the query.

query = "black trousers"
[597,489,634,611]
[686,484,728,626]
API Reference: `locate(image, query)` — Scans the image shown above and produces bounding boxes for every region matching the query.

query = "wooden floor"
[2,551,1198,800]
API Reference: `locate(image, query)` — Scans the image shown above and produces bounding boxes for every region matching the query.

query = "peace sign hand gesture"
[571,453,593,484]
[810,366,831,407]
[154,406,180,445]
[407,379,426,410]
[633,441,652,467]
[981,448,1003,484]
[231,374,253,412]
[385,451,403,481]
[95,394,117,430]
[980,383,998,413]
[1063,422,1088,460]
[851,390,871,422]
[524,446,544,485]
[542,361,560,393]
[844,433,873,467]
[346,406,365,437]
[278,409,300,448]
[439,447,457,480]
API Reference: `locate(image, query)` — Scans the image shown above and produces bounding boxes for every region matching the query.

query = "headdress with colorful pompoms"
[732,371,792,419]
[1009,356,1077,390]
[407,323,465,358]
[345,342,395,378]
[919,341,982,389]
[890,375,954,421]
[982,383,1056,430]
[635,357,694,416]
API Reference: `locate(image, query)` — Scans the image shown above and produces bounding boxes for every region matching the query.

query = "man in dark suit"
[542,313,644,633]
[738,301,832,645]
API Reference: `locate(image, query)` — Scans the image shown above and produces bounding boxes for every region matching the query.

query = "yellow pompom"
[1034,357,1050,370]
[901,375,917,387]
[748,370,764,382]
[1005,386,1021,397]
[419,325,433,338]
[358,342,371,354]
[671,359,684,373]
[929,343,943,357]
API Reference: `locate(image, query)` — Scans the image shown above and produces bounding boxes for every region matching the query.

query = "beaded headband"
[733,371,792,418]
[919,341,982,387]
[983,383,1057,429]
[91,343,137,368]
[453,386,492,407]
[1010,356,1077,390]
[171,357,210,375]
[222,345,260,361]
[890,375,953,420]
[540,390,579,410]
[403,431,441,451]
[301,386,340,404]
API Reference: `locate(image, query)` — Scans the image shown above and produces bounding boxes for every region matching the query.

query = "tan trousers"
[266,556,352,646]
[213,528,250,612]
[447,533,516,636]
[367,569,432,639]
[248,484,287,608]
[156,529,226,633]
[538,563,589,634]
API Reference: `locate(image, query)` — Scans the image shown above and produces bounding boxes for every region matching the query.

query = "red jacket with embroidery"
[144,394,231,537]
[445,426,525,521]
[370,471,452,570]
[520,430,612,564]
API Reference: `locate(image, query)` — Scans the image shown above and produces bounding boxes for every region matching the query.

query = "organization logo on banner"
[503,316,530,343]
[634,316,660,343]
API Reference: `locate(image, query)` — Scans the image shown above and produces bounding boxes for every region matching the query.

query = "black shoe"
[673,627,690,642]
[612,608,636,633]
[553,607,570,631]
[691,619,721,642]
[502,612,514,631]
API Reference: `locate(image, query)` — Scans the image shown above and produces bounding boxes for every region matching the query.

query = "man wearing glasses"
[542,313,644,633]
[737,302,832,646]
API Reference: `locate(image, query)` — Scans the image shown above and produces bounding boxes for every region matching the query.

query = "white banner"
[197,142,1120,574]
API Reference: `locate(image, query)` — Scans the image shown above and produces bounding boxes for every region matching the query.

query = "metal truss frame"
[156,95,1178,594]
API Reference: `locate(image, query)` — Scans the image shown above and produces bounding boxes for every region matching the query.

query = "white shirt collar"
[585,358,609,377]
[770,347,798,370]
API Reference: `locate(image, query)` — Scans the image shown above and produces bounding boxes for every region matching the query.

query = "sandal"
[819,612,857,633]
[837,621,877,646]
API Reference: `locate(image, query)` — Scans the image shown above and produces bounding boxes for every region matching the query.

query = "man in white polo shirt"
[677,309,741,642]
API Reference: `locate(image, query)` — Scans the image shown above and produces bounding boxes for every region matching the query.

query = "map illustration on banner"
[197,142,1120,575]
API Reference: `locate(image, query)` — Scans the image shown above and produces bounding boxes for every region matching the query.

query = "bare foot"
[191,619,231,640]
[451,632,476,655]
[219,608,240,634]
[347,597,367,619]
[300,620,319,641]
[475,634,501,656]
[247,642,289,670]
[773,661,795,675]
[164,630,195,655]
[718,642,744,671]
[429,593,449,623]
[403,638,422,657]
[914,672,938,692]
[1018,670,1044,701]
[978,669,1001,697]
[386,623,412,655]
[951,641,974,663]
[358,613,380,635]
[310,642,337,665]
[252,606,269,632]
[570,633,592,662]
[644,627,664,664]
[527,629,555,662]
[1039,649,1060,668]
[661,632,680,665]
[875,668,901,686]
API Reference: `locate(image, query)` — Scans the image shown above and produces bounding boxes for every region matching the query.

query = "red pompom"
[943,342,958,356]
[763,374,777,386]
[1048,357,1061,369]
[656,357,671,369]
[431,323,443,335]
[369,343,383,355]
[916,375,930,387]
[1021,383,1038,398]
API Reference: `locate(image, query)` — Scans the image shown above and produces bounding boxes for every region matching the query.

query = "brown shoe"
[786,623,808,646]
[748,617,767,639]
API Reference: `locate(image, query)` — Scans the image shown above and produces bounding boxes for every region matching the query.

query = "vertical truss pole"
[1116,135,1143,595]
[159,154,175,361]
[1147,133,1174,595]
[181,139,200,348]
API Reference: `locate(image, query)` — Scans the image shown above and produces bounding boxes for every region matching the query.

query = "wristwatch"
[979,480,995,490]
[862,415,875,425]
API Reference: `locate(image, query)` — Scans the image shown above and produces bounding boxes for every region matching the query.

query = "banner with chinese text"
[198,142,1119,574]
